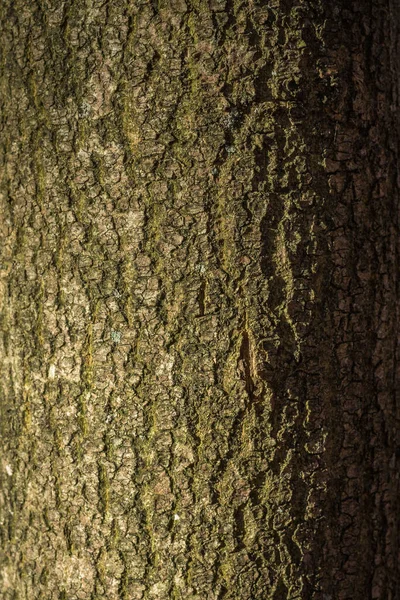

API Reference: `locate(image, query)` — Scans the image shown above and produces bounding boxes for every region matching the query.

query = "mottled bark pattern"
[0,1,398,599]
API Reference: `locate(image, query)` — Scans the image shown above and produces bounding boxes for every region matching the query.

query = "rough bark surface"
[0,1,399,599]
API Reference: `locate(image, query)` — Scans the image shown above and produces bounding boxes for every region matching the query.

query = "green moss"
[81,298,99,393]
[92,153,106,189]
[140,482,160,569]
[77,393,88,437]
[107,518,119,551]
[55,226,67,272]
[34,280,45,350]
[118,563,129,599]
[119,234,136,327]
[54,476,62,511]
[98,463,110,518]
[96,547,107,586]
[76,117,90,152]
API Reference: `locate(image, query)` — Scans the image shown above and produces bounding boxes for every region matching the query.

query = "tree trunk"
[0,1,399,599]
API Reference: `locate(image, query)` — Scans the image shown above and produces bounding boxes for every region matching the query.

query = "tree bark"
[0,1,399,599]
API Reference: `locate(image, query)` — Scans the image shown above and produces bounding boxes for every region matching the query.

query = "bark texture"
[0,1,399,599]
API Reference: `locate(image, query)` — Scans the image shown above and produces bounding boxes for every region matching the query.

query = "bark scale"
[0,1,399,599]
